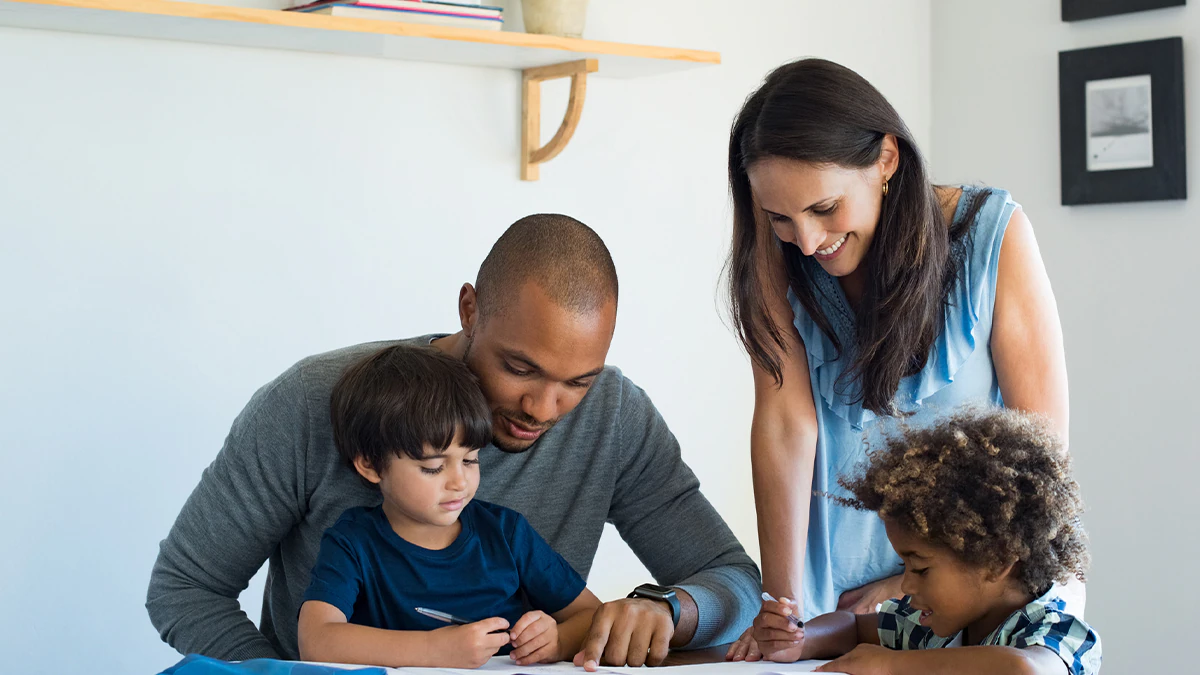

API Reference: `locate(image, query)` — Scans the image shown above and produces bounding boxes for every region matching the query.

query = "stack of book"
[287,0,503,30]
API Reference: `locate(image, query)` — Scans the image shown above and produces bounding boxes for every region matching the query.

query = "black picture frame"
[1062,0,1185,21]
[1059,37,1186,205]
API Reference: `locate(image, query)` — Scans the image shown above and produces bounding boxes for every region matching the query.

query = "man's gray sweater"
[146,337,760,660]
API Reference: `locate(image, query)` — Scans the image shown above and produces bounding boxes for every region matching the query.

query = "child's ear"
[353,456,383,484]
[986,559,1020,584]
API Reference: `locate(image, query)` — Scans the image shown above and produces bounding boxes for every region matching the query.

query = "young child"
[752,407,1101,675]
[297,345,601,669]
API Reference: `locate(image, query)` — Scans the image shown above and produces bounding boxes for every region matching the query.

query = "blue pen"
[761,592,804,627]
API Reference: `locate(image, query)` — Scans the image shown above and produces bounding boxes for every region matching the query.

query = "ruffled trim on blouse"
[789,186,1017,430]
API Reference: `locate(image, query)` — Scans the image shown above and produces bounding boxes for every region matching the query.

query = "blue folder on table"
[160,655,386,675]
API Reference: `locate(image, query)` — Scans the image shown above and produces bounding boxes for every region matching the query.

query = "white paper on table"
[371,656,844,675]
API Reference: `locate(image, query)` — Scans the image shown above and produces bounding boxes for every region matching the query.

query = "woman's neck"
[838,185,964,310]
[839,266,868,309]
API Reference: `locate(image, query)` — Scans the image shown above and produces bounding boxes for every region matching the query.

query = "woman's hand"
[815,643,895,674]
[725,627,763,662]
[837,575,903,615]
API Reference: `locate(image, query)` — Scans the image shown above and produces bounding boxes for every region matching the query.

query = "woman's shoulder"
[943,184,1018,225]
[947,185,1021,275]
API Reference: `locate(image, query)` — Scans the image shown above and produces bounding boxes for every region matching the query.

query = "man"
[147,214,759,667]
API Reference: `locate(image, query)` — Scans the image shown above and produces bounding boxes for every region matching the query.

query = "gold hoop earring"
[882,178,890,197]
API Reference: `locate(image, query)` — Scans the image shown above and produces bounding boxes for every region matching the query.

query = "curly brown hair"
[836,407,1090,594]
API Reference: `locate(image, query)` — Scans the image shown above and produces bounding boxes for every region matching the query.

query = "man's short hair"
[475,214,618,320]
[330,345,492,471]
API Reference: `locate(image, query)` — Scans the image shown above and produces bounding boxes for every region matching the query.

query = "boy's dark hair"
[836,406,1090,594]
[330,345,492,472]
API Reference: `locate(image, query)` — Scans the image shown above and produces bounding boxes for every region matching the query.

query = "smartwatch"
[627,583,681,627]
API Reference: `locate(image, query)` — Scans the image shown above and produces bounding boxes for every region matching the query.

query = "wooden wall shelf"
[0,0,721,178]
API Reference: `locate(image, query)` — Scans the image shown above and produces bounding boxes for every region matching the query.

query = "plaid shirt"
[878,589,1102,675]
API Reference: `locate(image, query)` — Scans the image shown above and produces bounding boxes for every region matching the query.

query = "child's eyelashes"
[420,459,480,475]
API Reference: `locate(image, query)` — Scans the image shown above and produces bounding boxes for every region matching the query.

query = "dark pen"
[416,607,510,635]
[761,592,804,628]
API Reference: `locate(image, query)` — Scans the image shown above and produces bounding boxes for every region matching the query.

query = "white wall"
[0,1,932,671]
[931,2,1198,672]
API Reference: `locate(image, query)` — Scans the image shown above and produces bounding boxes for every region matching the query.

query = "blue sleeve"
[301,526,362,620]
[1008,611,1103,675]
[964,187,1018,327]
[509,514,586,615]
[876,598,908,650]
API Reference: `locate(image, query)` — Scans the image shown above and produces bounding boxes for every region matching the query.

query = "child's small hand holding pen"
[508,610,560,665]
[434,617,511,668]
[753,593,806,663]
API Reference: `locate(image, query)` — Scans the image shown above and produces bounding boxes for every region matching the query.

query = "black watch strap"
[628,583,680,627]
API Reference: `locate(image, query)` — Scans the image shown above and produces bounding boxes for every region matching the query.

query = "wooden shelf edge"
[1,0,722,65]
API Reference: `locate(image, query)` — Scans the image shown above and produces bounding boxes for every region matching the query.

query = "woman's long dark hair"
[726,59,986,416]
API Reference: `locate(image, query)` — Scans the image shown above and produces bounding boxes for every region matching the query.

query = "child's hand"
[752,596,805,663]
[434,617,511,668]
[815,644,893,674]
[508,610,559,665]
[725,627,763,662]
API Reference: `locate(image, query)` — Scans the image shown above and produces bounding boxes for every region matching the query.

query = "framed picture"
[1062,0,1185,21]
[1059,37,1186,205]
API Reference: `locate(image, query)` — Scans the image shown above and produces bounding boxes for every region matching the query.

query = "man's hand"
[815,643,894,674]
[433,617,511,669]
[837,575,903,615]
[572,598,673,669]
[508,611,559,665]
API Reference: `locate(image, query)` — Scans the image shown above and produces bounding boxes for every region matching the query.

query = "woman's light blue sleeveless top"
[789,185,1018,618]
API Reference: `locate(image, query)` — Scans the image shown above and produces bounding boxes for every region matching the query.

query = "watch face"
[632,583,680,627]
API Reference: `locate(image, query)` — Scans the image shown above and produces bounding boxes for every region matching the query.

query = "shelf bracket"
[521,58,598,181]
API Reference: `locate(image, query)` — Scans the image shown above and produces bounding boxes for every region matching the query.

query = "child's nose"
[445,464,467,490]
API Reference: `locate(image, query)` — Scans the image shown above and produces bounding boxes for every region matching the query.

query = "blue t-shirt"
[302,500,586,644]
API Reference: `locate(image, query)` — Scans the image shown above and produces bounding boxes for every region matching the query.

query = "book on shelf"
[294,6,504,29]
[288,0,501,19]
[293,4,503,29]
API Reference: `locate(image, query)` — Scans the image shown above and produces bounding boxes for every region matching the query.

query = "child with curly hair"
[752,407,1101,675]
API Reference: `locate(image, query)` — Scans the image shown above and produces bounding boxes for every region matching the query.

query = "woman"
[722,59,1072,661]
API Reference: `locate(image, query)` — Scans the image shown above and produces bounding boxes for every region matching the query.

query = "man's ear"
[458,283,479,337]
[353,456,383,485]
